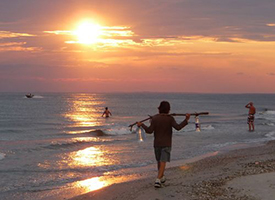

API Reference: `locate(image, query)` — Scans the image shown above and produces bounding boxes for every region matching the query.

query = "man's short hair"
[158,101,170,114]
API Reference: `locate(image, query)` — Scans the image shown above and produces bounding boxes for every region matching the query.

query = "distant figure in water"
[137,101,190,188]
[245,102,256,131]
[102,107,112,118]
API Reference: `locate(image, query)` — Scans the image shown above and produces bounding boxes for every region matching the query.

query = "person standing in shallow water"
[245,102,256,131]
[102,107,112,118]
[137,101,190,188]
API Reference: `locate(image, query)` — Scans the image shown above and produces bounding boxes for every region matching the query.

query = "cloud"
[1,0,275,42]
[0,31,34,39]
[1,0,275,93]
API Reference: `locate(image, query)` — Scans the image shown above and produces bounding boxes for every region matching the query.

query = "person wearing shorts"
[247,114,254,124]
[245,102,256,131]
[138,101,190,188]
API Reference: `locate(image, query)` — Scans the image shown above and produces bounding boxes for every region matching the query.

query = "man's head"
[158,101,170,114]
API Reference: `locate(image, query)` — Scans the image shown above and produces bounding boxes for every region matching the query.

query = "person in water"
[102,107,112,118]
[245,102,256,131]
[137,101,190,188]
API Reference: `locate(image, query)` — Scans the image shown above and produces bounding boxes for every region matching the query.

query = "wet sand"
[71,140,275,200]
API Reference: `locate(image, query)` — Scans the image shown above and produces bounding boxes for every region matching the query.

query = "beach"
[71,140,275,200]
[1,93,275,200]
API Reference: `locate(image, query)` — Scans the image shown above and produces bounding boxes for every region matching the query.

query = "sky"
[0,0,275,93]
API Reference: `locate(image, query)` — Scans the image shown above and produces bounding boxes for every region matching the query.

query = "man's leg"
[157,161,166,179]
[251,122,255,131]
[248,122,252,131]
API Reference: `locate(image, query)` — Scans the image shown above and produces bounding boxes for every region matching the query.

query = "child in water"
[102,107,112,118]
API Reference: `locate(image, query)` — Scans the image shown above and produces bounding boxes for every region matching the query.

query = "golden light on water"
[64,94,103,128]
[75,174,141,193]
[38,142,114,170]
[77,177,107,192]
[71,147,106,167]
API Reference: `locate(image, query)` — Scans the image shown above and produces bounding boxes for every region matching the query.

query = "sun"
[74,21,102,44]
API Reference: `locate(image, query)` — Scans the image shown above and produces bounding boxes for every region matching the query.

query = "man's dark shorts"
[154,147,171,162]
[247,114,254,124]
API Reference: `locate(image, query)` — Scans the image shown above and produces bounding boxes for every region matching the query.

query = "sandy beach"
[71,140,275,200]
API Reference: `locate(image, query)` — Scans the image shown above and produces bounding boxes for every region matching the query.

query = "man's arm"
[172,114,190,131]
[172,119,188,131]
[137,121,154,134]
[245,102,252,108]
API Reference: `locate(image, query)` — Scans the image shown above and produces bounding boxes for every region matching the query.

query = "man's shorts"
[154,147,171,162]
[247,115,254,124]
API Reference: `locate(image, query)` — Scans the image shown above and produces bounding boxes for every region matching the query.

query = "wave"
[257,109,275,122]
[33,95,44,98]
[106,126,131,135]
[67,128,131,136]
[264,110,275,115]
[84,129,108,136]
[0,152,5,160]
[43,138,100,150]
[201,125,215,130]
[207,141,238,149]
[261,122,275,126]
[265,131,275,139]
[67,129,109,136]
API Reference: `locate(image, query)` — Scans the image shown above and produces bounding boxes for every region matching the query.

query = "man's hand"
[185,113,190,121]
[137,122,143,127]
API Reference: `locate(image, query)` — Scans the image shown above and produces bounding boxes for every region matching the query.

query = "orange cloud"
[0,31,34,39]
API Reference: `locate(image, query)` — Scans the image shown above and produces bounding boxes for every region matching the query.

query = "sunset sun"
[74,21,102,44]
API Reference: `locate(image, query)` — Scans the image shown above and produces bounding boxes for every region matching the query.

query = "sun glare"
[74,21,102,44]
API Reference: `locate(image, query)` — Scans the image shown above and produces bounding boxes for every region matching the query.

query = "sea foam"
[265,131,275,139]
[106,126,131,135]
[0,153,5,160]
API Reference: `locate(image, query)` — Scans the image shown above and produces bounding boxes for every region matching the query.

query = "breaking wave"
[258,109,275,123]
[106,126,132,135]
[265,131,275,139]
[201,125,215,130]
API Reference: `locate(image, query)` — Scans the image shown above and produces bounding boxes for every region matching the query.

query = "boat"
[25,94,34,98]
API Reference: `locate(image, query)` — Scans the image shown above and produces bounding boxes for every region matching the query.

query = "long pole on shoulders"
[129,112,209,131]
[170,112,209,116]
[129,116,152,131]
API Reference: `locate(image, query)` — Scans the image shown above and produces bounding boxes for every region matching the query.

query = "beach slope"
[71,140,275,200]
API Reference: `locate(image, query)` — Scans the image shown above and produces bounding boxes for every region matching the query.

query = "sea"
[0,93,275,200]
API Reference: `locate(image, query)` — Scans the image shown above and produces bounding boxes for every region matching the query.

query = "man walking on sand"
[137,101,190,188]
[245,102,256,131]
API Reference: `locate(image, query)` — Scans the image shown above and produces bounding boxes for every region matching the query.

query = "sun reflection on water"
[70,147,107,167]
[64,94,105,128]
[74,174,141,193]
[76,177,107,192]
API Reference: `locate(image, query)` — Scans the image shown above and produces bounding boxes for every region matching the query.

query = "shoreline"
[70,140,275,200]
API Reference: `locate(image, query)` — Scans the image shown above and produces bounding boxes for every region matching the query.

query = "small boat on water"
[25,94,34,98]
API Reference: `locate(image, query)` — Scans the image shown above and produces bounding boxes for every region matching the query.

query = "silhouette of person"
[137,101,190,188]
[245,102,256,131]
[102,107,112,118]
